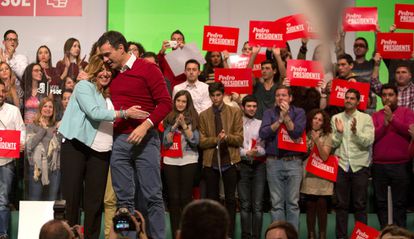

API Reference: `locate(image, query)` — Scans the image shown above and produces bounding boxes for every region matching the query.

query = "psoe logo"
[47,0,68,8]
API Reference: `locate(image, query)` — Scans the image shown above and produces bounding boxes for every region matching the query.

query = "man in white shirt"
[0,80,25,239]
[1,30,28,81]
[238,95,266,239]
[172,59,211,114]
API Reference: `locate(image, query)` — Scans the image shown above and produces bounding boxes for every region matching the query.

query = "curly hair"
[306,109,331,134]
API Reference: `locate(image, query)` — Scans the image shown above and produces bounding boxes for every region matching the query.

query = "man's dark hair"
[39,219,71,239]
[381,83,398,96]
[171,30,185,42]
[3,29,17,40]
[395,62,412,74]
[62,89,73,95]
[345,88,361,101]
[379,225,414,239]
[142,51,158,63]
[97,31,128,51]
[337,54,354,65]
[354,37,369,49]
[242,95,258,107]
[179,199,229,239]
[275,84,292,96]
[261,59,276,70]
[127,41,146,56]
[265,221,298,239]
[185,59,200,70]
[208,82,225,95]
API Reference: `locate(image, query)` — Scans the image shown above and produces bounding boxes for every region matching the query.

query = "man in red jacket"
[98,31,172,239]
[372,83,414,229]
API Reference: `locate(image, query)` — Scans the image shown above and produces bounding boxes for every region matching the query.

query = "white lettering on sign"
[355,229,369,239]
[290,66,320,80]
[286,23,304,34]
[398,10,414,23]
[219,75,249,87]
[381,39,411,52]
[0,0,31,7]
[310,153,334,173]
[346,13,376,25]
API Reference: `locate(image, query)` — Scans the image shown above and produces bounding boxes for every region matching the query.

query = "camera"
[168,40,178,48]
[113,208,141,232]
[53,200,66,220]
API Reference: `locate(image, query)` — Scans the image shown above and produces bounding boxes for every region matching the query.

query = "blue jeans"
[238,161,266,239]
[28,166,61,201]
[111,131,165,239]
[0,162,14,237]
[266,156,302,231]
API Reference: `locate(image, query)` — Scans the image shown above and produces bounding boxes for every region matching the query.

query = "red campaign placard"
[277,124,307,153]
[229,54,250,69]
[203,26,239,53]
[377,33,414,59]
[343,7,377,32]
[304,19,319,39]
[287,60,324,87]
[252,53,267,78]
[395,4,414,30]
[350,222,380,239]
[249,21,285,48]
[276,14,308,41]
[37,0,82,16]
[0,0,34,16]
[329,79,370,110]
[305,145,338,182]
[0,130,21,158]
[215,68,253,94]
[161,132,183,158]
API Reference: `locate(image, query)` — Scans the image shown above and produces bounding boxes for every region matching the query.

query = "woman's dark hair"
[202,51,223,76]
[127,41,146,57]
[164,90,199,130]
[22,63,48,100]
[63,38,81,64]
[306,109,331,134]
[36,45,53,69]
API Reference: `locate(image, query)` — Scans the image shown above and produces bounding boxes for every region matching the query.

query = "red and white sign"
[350,222,380,239]
[343,7,377,32]
[203,26,239,53]
[395,4,414,30]
[252,53,267,78]
[0,130,21,158]
[277,124,307,153]
[287,60,324,87]
[161,132,183,158]
[305,145,338,182]
[276,14,308,41]
[215,68,253,94]
[377,33,414,59]
[229,54,250,69]
[329,79,370,110]
[0,0,82,16]
[249,21,285,47]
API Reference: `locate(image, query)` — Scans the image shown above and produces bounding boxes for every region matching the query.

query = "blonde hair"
[33,97,56,127]
[84,55,111,98]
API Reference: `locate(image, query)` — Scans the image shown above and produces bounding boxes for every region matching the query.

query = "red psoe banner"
[305,145,338,182]
[377,33,414,59]
[276,14,308,41]
[0,0,82,16]
[0,130,21,158]
[203,26,239,53]
[277,124,307,153]
[161,132,183,158]
[215,68,253,94]
[328,79,370,110]
[350,222,380,239]
[249,21,285,47]
[394,4,414,30]
[287,60,324,87]
[342,7,377,32]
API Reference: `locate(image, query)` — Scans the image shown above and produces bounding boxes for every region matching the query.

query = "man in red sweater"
[97,31,172,239]
[372,83,414,229]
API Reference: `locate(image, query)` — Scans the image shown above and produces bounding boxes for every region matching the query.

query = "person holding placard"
[300,109,333,239]
[259,85,306,231]
[162,90,200,239]
[0,80,25,239]
[331,88,374,239]
[372,84,414,229]
[201,51,228,84]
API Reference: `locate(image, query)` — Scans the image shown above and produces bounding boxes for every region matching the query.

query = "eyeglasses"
[353,44,366,48]
[5,38,18,43]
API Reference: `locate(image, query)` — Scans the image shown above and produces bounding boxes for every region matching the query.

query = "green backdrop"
[107,0,209,54]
